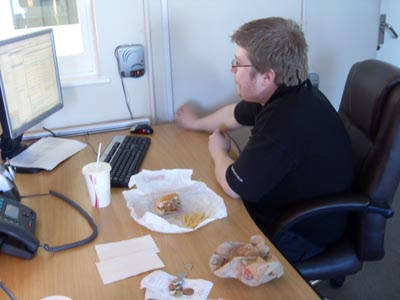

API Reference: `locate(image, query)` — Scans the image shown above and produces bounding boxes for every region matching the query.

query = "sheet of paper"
[95,235,159,261]
[95,235,164,285]
[9,137,86,170]
[96,251,165,285]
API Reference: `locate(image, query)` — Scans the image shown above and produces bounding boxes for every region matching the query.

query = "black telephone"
[0,195,39,259]
[0,162,98,259]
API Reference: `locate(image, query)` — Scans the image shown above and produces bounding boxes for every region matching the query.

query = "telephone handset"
[0,161,97,259]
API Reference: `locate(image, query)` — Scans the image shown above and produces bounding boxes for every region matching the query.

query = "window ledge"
[61,75,111,88]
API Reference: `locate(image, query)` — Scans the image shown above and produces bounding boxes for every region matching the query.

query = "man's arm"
[175,103,241,133]
[208,130,240,199]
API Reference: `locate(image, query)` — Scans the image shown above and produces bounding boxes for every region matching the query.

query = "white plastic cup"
[82,162,112,208]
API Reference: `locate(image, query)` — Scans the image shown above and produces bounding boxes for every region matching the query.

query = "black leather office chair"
[269,59,400,287]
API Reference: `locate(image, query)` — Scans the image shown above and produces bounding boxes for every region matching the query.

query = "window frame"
[0,0,100,83]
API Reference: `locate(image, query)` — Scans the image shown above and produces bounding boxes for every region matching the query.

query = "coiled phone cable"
[0,280,16,300]
[22,190,98,252]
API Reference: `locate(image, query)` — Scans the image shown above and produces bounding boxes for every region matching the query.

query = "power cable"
[114,47,134,119]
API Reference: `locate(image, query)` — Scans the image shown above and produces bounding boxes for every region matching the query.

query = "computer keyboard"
[100,135,150,187]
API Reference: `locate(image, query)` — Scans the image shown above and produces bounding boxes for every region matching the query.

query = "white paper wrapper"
[141,270,213,300]
[123,169,227,233]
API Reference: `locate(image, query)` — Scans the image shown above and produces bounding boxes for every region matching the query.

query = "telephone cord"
[21,190,98,252]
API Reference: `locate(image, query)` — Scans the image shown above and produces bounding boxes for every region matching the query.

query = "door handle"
[382,21,398,39]
[378,14,398,50]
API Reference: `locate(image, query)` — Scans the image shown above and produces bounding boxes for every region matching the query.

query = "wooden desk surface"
[0,124,320,300]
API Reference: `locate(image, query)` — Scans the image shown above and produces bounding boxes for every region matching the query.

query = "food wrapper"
[209,235,284,287]
[123,169,227,233]
[140,270,213,300]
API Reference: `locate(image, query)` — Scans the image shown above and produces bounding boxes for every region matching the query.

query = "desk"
[0,124,321,300]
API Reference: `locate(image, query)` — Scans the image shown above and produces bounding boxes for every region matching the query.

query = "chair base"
[329,277,345,288]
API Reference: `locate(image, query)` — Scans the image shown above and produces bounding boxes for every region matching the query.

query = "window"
[10,0,79,29]
[0,0,99,82]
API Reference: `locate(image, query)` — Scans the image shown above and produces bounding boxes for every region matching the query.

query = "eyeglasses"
[231,58,253,68]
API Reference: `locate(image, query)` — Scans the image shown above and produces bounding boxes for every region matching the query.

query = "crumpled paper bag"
[123,169,227,233]
[209,235,284,287]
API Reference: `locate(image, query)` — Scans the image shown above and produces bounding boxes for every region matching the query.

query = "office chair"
[269,59,400,287]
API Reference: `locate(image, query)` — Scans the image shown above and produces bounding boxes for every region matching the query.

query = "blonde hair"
[231,17,308,86]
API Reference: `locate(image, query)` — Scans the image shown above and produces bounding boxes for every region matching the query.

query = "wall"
[31,0,153,132]
[304,0,381,109]
[153,0,381,119]
[30,0,381,132]
[167,0,302,120]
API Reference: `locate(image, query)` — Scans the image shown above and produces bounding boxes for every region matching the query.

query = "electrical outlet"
[115,44,145,78]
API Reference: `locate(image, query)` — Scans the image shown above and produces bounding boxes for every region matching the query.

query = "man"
[175,17,354,262]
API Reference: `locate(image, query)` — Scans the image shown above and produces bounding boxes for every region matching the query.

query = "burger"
[155,193,181,215]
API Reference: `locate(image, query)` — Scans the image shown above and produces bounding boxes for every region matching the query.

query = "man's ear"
[261,69,276,85]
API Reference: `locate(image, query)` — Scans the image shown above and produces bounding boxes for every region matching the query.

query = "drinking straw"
[96,143,102,168]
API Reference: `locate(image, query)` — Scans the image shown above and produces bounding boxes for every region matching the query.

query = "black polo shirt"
[226,80,354,247]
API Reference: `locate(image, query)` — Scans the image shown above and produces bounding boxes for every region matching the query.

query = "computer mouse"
[130,124,153,135]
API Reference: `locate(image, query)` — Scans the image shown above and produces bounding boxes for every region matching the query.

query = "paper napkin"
[95,235,164,285]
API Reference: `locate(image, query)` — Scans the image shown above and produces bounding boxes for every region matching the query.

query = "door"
[377,0,400,66]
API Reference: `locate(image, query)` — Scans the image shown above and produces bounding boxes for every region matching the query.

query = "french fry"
[182,212,206,229]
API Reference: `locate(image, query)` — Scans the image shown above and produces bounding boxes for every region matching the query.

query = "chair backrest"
[339,59,400,260]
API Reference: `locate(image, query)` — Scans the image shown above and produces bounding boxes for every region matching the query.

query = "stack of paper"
[95,235,164,285]
[10,137,86,170]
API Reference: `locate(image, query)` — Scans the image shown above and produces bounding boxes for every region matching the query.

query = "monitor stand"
[0,134,27,160]
[0,134,43,173]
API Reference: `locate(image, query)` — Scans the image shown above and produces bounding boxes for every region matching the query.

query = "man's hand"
[175,103,241,133]
[208,130,239,199]
[208,129,231,159]
[175,104,199,130]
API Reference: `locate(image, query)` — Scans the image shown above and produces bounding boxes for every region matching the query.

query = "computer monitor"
[0,29,63,161]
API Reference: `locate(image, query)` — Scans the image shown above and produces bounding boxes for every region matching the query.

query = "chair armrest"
[269,194,370,239]
[367,201,394,218]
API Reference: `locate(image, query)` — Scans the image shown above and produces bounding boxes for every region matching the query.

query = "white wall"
[32,0,153,132]
[167,0,302,119]
[158,0,381,118]
[28,0,381,132]
[304,0,381,109]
